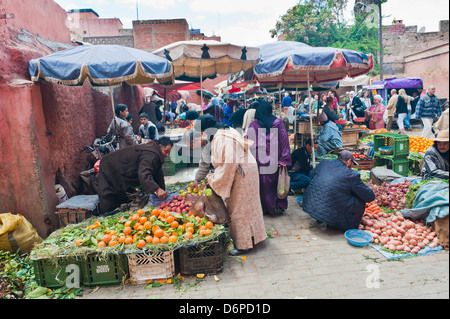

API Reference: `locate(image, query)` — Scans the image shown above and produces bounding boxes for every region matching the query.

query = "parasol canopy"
[195,89,215,99]
[152,40,260,82]
[29,44,174,86]
[254,41,374,86]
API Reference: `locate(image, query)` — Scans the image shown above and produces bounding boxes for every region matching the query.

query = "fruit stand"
[30,189,229,288]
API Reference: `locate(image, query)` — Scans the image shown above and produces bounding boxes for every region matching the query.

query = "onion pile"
[359,203,439,254]
[367,180,411,210]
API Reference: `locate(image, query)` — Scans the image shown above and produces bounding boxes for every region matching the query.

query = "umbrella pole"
[110,86,120,150]
[164,88,166,125]
[200,59,204,115]
[294,86,297,149]
[308,71,315,168]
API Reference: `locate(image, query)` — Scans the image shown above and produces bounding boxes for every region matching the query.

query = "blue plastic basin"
[344,229,373,247]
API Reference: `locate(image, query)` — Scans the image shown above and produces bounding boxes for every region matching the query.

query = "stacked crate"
[373,133,410,176]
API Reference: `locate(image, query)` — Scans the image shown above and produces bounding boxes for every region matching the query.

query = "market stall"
[30,181,230,288]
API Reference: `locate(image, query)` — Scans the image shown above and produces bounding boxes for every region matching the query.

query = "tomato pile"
[352,152,368,160]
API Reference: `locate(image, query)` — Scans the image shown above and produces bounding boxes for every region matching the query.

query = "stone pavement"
[79,195,449,300]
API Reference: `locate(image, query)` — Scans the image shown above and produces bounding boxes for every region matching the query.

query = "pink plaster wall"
[0,83,59,237]
[1,0,70,43]
[404,51,449,100]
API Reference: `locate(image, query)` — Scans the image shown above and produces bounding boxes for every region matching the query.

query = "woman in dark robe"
[247,100,292,215]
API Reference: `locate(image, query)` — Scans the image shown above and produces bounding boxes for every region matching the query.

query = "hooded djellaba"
[198,114,267,256]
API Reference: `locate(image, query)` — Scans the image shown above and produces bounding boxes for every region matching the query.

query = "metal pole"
[378,1,384,80]
[110,86,120,150]
[308,72,316,168]
[200,59,204,115]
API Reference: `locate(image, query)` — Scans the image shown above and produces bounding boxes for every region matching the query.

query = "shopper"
[415,85,442,139]
[395,89,409,134]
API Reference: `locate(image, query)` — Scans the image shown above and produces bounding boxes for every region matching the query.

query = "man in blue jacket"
[302,150,375,231]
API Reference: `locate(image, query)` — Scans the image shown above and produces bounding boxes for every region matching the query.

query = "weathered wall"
[0,0,146,238]
[382,20,449,75]
[404,44,449,99]
[0,82,59,237]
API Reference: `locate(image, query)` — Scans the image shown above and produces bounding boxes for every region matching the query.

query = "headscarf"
[318,112,328,123]
[254,100,276,132]
[211,97,220,106]
[194,114,229,133]
[229,109,247,128]
[373,95,383,103]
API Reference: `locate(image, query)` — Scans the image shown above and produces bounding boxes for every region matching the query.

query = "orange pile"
[409,136,434,153]
[79,208,215,250]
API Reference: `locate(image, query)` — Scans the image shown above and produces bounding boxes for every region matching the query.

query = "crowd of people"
[94,84,448,257]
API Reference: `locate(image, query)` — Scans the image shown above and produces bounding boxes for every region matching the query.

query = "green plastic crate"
[373,133,410,158]
[32,256,83,288]
[80,253,129,286]
[375,156,410,176]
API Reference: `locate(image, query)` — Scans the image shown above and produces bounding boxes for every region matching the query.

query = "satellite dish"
[418,27,426,33]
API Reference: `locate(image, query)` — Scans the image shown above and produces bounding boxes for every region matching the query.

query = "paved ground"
[79,195,449,300]
[79,126,449,300]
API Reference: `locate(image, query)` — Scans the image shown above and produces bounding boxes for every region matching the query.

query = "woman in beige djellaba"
[194,115,267,256]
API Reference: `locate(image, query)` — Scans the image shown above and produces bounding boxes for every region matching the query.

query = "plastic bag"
[277,166,290,200]
[0,213,43,253]
[189,187,230,224]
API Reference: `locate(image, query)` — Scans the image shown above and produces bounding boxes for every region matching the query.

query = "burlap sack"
[431,216,449,251]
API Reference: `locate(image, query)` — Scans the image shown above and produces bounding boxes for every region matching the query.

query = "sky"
[53,0,449,47]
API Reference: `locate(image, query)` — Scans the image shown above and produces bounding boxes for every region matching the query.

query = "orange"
[171,221,179,229]
[131,213,140,221]
[178,224,185,232]
[187,227,194,234]
[199,225,206,231]
[152,225,160,234]
[186,222,194,229]
[184,231,193,239]
[98,241,106,247]
[205,221,213,229]
[137,209,145,216]
[124,236,133,245]
[118,235,126,244]
[166,216,174,224]
[144,221,152,229]
[199,229,206,236]
[169,235,177,243]
[159,211,166,218]
[204,229,212,236]
[102,234,112,243]
[123,226,132,235]
[145,235,153,243]
[160,236,169,244]
[133,222,142,230]
[109,230,117,236]
[75,239,83,246]
[136,239,146,249]
[139,216,148,224]
[151,209,160,216]
[154,229,164,238]
[152,237,160,244]
[109,240,118,247]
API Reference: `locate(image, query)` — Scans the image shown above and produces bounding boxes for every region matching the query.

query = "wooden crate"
[55,209,93,228]
[342,128,363,148]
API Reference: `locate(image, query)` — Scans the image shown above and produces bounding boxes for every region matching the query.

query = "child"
[138,112,159,142]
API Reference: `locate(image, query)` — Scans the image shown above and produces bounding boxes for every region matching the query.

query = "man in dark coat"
[97,137,173,214]
[302,150,375,231]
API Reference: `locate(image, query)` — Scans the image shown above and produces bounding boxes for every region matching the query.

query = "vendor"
[97,137,173,215]
[316,112,343,157]
[302,150,375,231]
[288,138,318,194]
[422,130,449,181]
